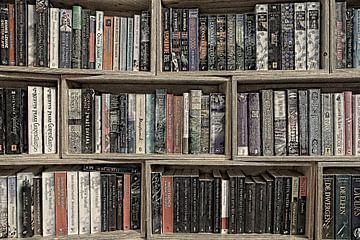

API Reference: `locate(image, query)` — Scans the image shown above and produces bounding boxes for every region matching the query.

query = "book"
[7,175,17,237]
[27,5,35,66]
[81,9,90,69]
[200,95,210,153]
[256,4,268,70]
[71,6,82,69]
[334,93,345,155]
[90,171,101,234]
[0,89,4,154]
[0,174,7,238]
[216,15,226,70]
[126,17,134,71]
[183,93,189,153]
[208,15,217,71]
[248,92,261,155]
[299,90,309,155]
[227,14,236,70]
[173,96,183,153]
[109,94,120,153]
[89,15,96,69]
[15,0,27,66]
[235,14,245,70]
[127,94,136,153]
[119,94,128,153]
[309,89,321,155]
[95,11,104,70]
[101,94,110,153]
[5,89,23,154]
[353,95,360,155]
[287,89,299,155]
[274,91,287,155]
[140,11,151,71]
[162,9,171,71]
[345,91,353,155]
[336,2,347,69]
[59,9,72,68]
[166,94,174,153]
[151,167,163,234]
[244,177,255,233]
[155,89,166,154]
[103,16,114,70]
[95,95,101,153]
[67,171,79,235]
[261,90,274,156]
[237,93,248,155]
[8,4,15,66]
[28,86,43,154]
[189,90,202,154]
[133,14,140,71]
[35,0,49,67]
[244,14,256,70]
[145,94,155,153]
[82,89,95,153]
[42,172,55,237]
[135,94,145,153]
[199,15,208,71]
[55,171,67,237]
[306,2,321,69]
[281,3,295,70]
[188,9,199,71]
[209,93,225,154]
[49,8,59,68]
[0,5,9,65]
[322,175,334,239]
[346,9,354,68]
[253,176,266,233]
[79,172,90,234]
[294,3,307,70]
[221,177,229,234]
[180,9,188,71]
[322,93,334,155]
[162,170,174,233]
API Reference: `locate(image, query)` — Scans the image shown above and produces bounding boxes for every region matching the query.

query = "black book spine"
[101,174,109,232]
[119,94,128,153]
[322,175,334,239]
[207,15,217,71]
[171,9,181,71]
[213,177,222,233]
[255,182,266,233]
[268,4,281,70]
[352,175,360,240]
[0,5,9,65]
[108,174,117,231]
[180,9,188,71]
[229,176,237,234]
[282,177,292,234]
[83,165,141,174]
[216,15,226,70]
[190,174,199,233]
[287,89,299,155]
[130,173,141,230]
[151,172,162,234]
[33,177,42,236]
[140,11,151,71]
[81,9,90,69]
[21,89,26,153]
[281,3,295,70]
[82,89,95,153]
[110,94,120,153]
[116,175,124,230]
[35,0,49,67]
[183,176,191,232]
[346,9,354,68]
[245,181,255,233]
[273,177,284,234]
[199,15,208,71]
[15,0,26,66]
[244,14,256,70]
[335,175,351,239]
[173,175,182,233]
[0,89,5,154]
[236,177,245,233]
[163,8,171,71]
[265,180,274,233]
[5,89,22,154]
[199,180,206,232]
[21,179,32,237]
[248,92,261,155]
[205,180,213,233]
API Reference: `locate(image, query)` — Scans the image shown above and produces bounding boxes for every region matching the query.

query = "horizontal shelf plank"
[32,230,143,240]
[0,158,145,166]
[145,159,313,166]
[233,155,360,162]
[149,233,307,240]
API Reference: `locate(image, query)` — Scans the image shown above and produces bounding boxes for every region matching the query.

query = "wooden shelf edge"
[233,156,360,162]
[61,154,230,161]
[32,230,143,240]
[144,159,313,166]
[148,233,308,240]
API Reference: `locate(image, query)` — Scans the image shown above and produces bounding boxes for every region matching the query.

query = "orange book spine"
[103,16,113,70]
[123,173,131,231]
[8,4,15,66]
[166,94,174,153]
[173,96,183,153]
[162,175,173,233]
[55,172,67,237]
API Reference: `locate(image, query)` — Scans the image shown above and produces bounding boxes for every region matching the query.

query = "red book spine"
[55,172,67,237]
[103,16,113,70]
[173,96,183,153]
[166,94,174,153]
[345,91,353,155]
[123,173,131,231]
[162,175,173,233]
[8,4,15,66]
[299,176,307,198]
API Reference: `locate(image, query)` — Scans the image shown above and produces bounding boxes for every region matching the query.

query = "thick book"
[127,94,136,153]
[102,94,110,153]
[336,2,347,69]
[28,86,43,154]
[133,14,140,71]
[95,11,104,70]
[151,167,163,234]
[244,177,255,233]
[287,89,299,155]
[199,15,208,71]
[81,9,90,69]
[140,11,151,71]
[126,17,134,71]
[162,9,171,71]
[135,94,145,153]
[235,14,245,70]
[299,90,309,155]
[15,0,27,66]
[82,89,95,153]
[281,3,295,70]
[188,9,199,71]
[268,170,283,234]
[49,8,59,68]
[237,93,248,155]
[166,94,174,153]
[248,92,261,155]
[227,14,236,70]
[145,94,155,153]
[216,15,226,70]
[295,3,307,70]
[256,4,268,70]
[200,95,210,153]
[55,172,67,237]
[309,89,321,155]
[42,172,55,237]
[35,0,49,67]
[173,96,183,153]
[346,9,354,68]
[90,172,101,233]
[322,93,334,155]
[209,93,225,154]
[59,9,72,68]
[162,170,174,233]
[103,16,114,70]
[345,91,353,155]
[244,14,256,70]
[155,89,166,153]
[180,9,188,71]
[5,89,23,154]
[68,89,82,154]
[323,175,334,239]
[79,172,90,234]
[207,15,217,70]
[334,93,345,155]
[274,91,287,155]
[190,90,202,154]
[268,4,281,70]
[261,89,274,156]
[0,5,9,65]
[67,171,79,235]
[307,2,321,69]
[27,5,35,66]
[71,6,82,69]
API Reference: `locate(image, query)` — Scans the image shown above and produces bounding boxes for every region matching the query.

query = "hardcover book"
[59,9,72,68]
[189,90,202,154]
[336,2,347,69]
[307,2,321,69]
[28,86,43,154]
[207,15,217,70]
[209,93,225,154]
[256,4,268,70]
[287,89,299,155]
[268,4,281,70]
[216,15,226,70]
[295,3,307,70]
[309,89,321,155]
[261,90,274,156]
[71,6,82,69]
[274,91,287,155]
[244,14,256,70]
[235,14,245,70]
[248,92,261,155]
[35,0,49,67]
[140,11,151,71]
[322,93,334,155]
[281,3,295,70]
[188,9,199,71]
[227,14,236,70]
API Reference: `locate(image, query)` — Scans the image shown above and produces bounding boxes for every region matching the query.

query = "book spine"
[322,93,334,155]
[173,180,181,232]
[103,16,113,70]
[191,174,199,233]
[0,89,4,154]
[336,2,347,69]
[235,14,244,70]
[5,89,22,154]
[268,4,281,70]
[42,172,55,236]
[81,9,90,69]
[207,15,217,70]
[116,175,123,230]
[79,172,90,234]
[294,3,307,70]
[89,15,96,69]
[298,175,307,234]
[162,175,173,233]
[35,0,49,67]
[245,181,255,233]
[345,91,353,155]
[173,96,183,153]
[309,89,321,155]
[155,89,167,153]
[151,171,162,234]
[135,94,146,153]
[346,9,354,68]
[183,176,191,233]
[213,177,221,233]
[334,93,345,155]
[133,14,140,71]
[59,9,72,68]
[216,15,226,70]
[82,89,95,153]
[199,180,206,232]
[265,179,273,233]
[166,94,174,153]
[22,88,27,154]
[306,2,321,69]
[281,3,295,70]
[190,90,202,154]
[200,95,210,153]
[0,5,9,65]
[67,171,79,235]
[228,176,236,234]
[27,5,35,66]
[126,17,134,71]
[287,89,299,155]
[90,172,101,233]
[55,172,67,237]
[221,179,229,234]
[248,93,261,155]
[188,9,198,71]
[127,94,136,153]
[199,15,208,71]
[299,90,309,155]
[352,175,360,239]
[130,173,141,230]
[119,94,128,153]
[71,6,82,69]
[145,94,155,153]
[180,9,188,71]
[0,177,7,238]
[354,95,360,155]
[323,176,334,239]
[95,95,102,153]
[209,93,225,154]
[274,91,287,155]
[236,177,245,233]
[108,175,117,231]
[237,93,248,155]
[171,9,181,71]
[255,182,266,233]
[100,174,109,231]
[119,17,127,71]
[95,11,104,70]
[281,177,291,235]
[7,176,16,237]
[18,174,32,237]
[8,4,14,66]
[140,11,151,71]
[123,173,131,231]
[113,17,120,67]
[28,86,43,154]
[49,8,59,68]
[256,4,268,70]
[163,9,171,71]
[15,0,27,66]
[101,94,110,153]
[335,175,351,239]
[109,94,120,153]
[226,14,236,70]
[205,179,213,232]
[261,90,274,156]
[183,93,189,153]
[244,14,256,70]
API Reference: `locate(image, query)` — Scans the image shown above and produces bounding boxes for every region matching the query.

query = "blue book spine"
[188,9,199,71]
[353,9,360,68]
[145,94,155,153]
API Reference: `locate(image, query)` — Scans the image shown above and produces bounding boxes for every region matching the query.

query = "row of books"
[335,2,360,68]
[68,89,226,155]
[151,167,307,235]
[0,86,56,155]
[322,169,360,239]
[237,90,360,156]
[0,0,151,71]
[163,2,321,72]
[0,165,141,238]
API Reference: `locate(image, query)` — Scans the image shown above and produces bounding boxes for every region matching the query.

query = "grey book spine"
[110,95,120,153]
[281,3,295,70]
[322,94,334,155]
[256,4,268,70]
[346,9,354,68]
[248,93,261,155]
[127,94,136,153]
[268,4,281,70]
[59,9,72,68]
[127,17,134,71]
[68,89,82,154]
[188,9,199,71]
[235,14,244,70]
[274,91,287,155]
[145,94,155,153]
[236,176,245,233]
[209,93,225,154]
[309,89,321,155]
[200,95,210,153]
[216,15,226,70]
[190,90,202,154]
[335,175,351,239]
[207,15,217,70]
[140,11,151,71]
[35,0,49,67]
[199,15,208,71]
[261,90,274,156]
[244,14,256,70]
[227,14,236,70]
[119,94,128,153]
[151,171,162,234]
[71,6,82,69]
[299,90,309,155]
[82,89,95,153]
[294,3,307,70]
[15,0,27,66]
[155,89,166,153]
[287,89,299,155]
[306,2,321,70]
[336,2,347,69]
[237,93,248,156]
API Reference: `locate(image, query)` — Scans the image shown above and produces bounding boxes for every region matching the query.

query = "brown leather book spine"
[8,3,15,66]
[103,16,113,70]
[123,173,131,231]
[173,96,183,153]
[55,172,67,237]
[166,94,174,153]
[162,175,174,233]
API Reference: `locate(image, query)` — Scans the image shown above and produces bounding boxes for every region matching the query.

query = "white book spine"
[67,171,79,235]
[133,14,140,71]
[0,177,7,238]
[354,95,360,155]
[50,8,60,68]
[120,17,128,71]
[7,176,17,238]
[136,94,146,153]
[256,4,268,70]
[90,172,101,234]
[27,5,35,67]
[113,17,120,71]
[16,173,34,236]
[95,11,104,70]
[42,172,55,237]
[127,17,134,71]
[28,86,43,154]
[183,92,189,154]
[79,172,90,234]
[44,87,57,154]
[334,93,345,155]
[306,2,321,70]
[295,3,307,70]
[221,179,229,234]
[95,95,102,153]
